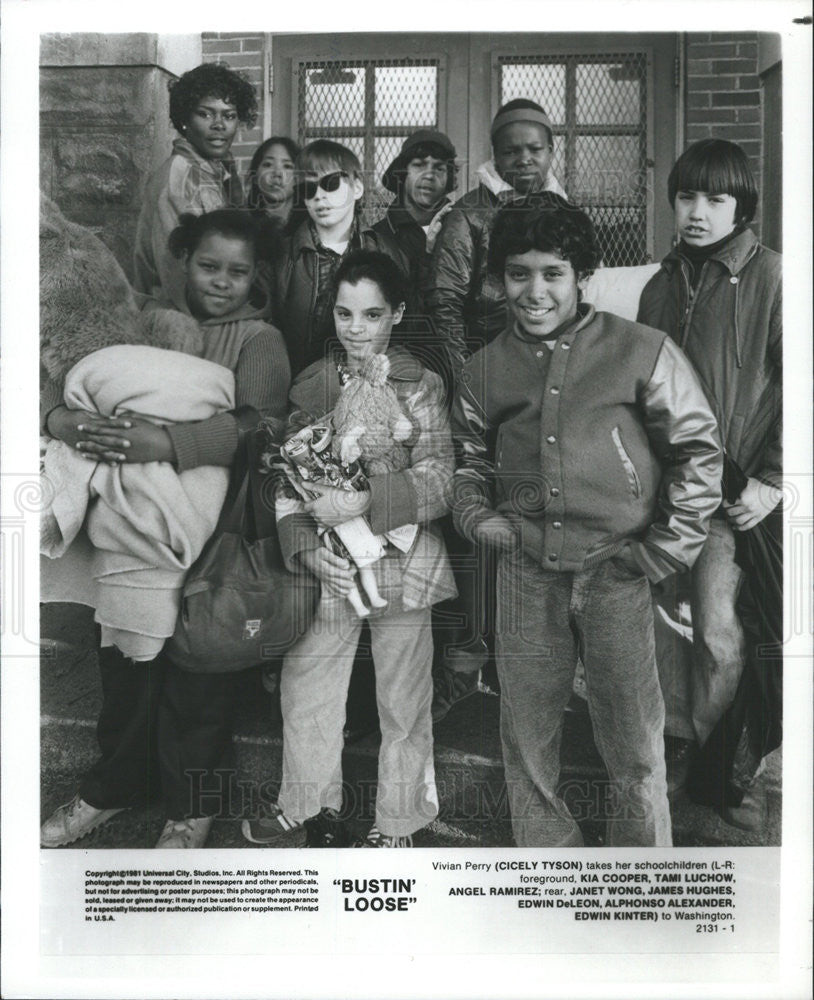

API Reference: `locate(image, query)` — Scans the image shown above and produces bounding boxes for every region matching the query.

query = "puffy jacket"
[637,228,781,489]
[425,164,567,380]
[451,305,723,581]
[276,348,457,611]
[269,220,410,377]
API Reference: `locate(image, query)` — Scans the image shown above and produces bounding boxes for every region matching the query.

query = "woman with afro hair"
[133,62,258,307]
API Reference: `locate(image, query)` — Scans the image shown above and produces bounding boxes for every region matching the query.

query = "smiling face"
[403,155,449,213]
[257,142,296,208]
[333,278,405,368]
[503,249,583,337]
[304,164,363,238]
[674,190,738,246]
[493,122,553,194]
[184,232,255,319]
[183,95,239,161]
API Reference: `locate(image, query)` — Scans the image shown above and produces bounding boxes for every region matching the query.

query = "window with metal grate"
[297,59,440,227]
[500,53,651,266]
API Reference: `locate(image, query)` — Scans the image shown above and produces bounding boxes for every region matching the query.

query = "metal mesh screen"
[297,59,439,227]
[500,53,650,265]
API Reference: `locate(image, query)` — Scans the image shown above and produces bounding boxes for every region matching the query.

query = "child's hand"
[723,476,782,531]
[304,483,371,527]
[74,413,175,465]
[47,405,134,466]
[473,514,520,552]
[298,548,355,596]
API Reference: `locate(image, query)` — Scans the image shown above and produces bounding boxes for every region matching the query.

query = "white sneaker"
[40,795,124,848]
[155,816,214,849]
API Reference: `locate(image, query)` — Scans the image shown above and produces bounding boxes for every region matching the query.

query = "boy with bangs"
[270,139,409,377]
[451,195,722,847]
[638,139,783,828]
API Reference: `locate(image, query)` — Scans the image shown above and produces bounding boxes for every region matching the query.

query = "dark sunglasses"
[300,170,349,200]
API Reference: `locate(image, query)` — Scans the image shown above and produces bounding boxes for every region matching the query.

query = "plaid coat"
[276,349,457,612]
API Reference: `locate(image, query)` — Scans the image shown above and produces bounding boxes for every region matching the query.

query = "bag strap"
[217,406,261,536]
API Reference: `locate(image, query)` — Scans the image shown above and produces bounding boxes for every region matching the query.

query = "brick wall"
[684,32,763,232]
[201,32,265,182]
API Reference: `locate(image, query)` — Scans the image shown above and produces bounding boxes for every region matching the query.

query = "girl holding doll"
[244,250,455,849]
[41,210,290,851]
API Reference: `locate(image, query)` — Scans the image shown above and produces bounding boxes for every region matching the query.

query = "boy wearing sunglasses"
[271,139,410,377]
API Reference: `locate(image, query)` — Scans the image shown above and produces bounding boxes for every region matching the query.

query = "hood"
[475,160,568,200]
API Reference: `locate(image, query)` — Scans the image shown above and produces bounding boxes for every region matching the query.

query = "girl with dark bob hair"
[133,62,258,307]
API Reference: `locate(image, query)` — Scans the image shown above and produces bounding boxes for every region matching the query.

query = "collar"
[662,227,760,277]
[291,216,372,258]
[474,160,568,201]
[171,137,236,178]
[385,198,453,231]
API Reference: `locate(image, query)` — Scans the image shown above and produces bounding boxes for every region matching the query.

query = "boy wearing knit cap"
[426,99,567,381]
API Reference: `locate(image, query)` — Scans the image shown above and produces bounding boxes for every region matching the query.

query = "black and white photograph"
[1,2,812,998]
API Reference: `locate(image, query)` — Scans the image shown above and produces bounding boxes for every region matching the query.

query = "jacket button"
[550,488,560,497]
[561,342,570,350]
[548,553,558,562]
[730,276,739,284]
[536,350,544,358]
[546,435,556,444]
[550,387,560,395]
[552,521,562,529]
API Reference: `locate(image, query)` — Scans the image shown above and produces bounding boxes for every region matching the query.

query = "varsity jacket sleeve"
[424,208,476,382]
[632,336,723,581]
[366,370,454,535]
[449,356,498,542]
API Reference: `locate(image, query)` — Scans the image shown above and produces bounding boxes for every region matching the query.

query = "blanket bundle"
[41,344,235,660]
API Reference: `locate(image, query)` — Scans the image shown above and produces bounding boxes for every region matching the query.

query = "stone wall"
[40,33,201,281]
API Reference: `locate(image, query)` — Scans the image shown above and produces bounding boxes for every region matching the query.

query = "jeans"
[495,551,671,847]
[278,598,438,837]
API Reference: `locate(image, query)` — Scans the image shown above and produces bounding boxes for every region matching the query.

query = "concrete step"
[40,604,781,850]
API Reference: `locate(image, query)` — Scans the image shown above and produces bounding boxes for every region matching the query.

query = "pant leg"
[79,643,164,809]
[577,558,671,847]
[690,517,746,745]
[369,606,438,837]
[653,572,695,741]
[156,655,240,820]
[494,552,583,848]
[277,597,362,823]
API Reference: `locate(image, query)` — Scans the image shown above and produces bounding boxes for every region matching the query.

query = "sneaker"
[357,825,413,848]
[155,816,214,849]
[442,637,488,673]
[242,806,304,846]
[431,666,480,723]
[40,795,125,848]
[303,807,352,848]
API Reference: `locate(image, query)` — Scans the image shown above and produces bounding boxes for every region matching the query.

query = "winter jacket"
[276,348,457,611]
[451,305,722,582]
[269,220,411,378]
[133,137,243,305]
[425,161,567,379]
[372,199,455,385]
[637,228,782,489]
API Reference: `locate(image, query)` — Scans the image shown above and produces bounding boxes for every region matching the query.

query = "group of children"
[41,60,782,851]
